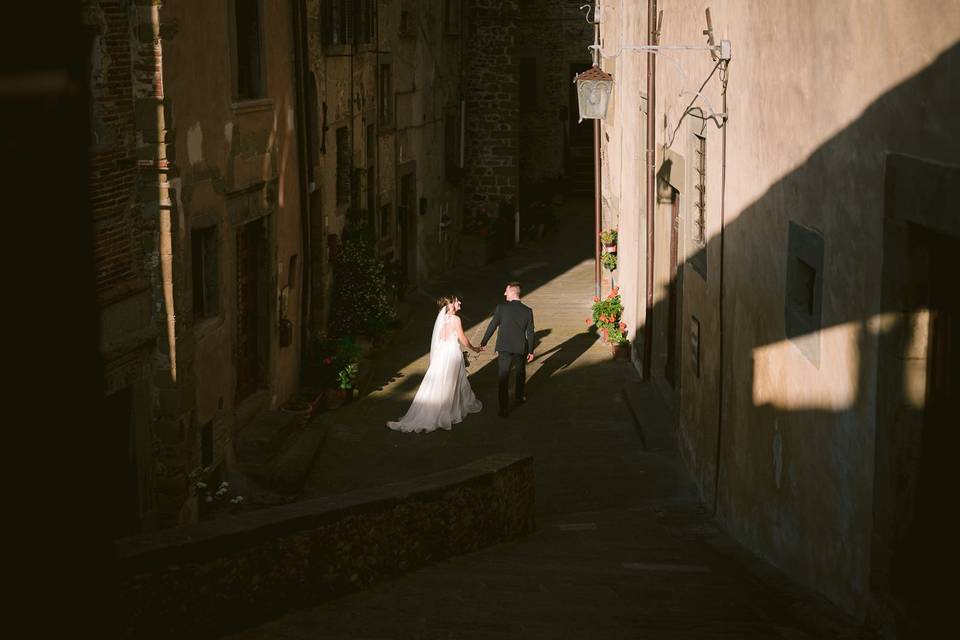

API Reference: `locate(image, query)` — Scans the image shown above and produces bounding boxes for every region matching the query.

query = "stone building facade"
[598,0,960,631]
[303,0,466,336]
[88,0,307,534]
[517,0,593,186]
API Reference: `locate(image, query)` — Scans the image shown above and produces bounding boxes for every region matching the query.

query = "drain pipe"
[712,60,729,515]
[642,0,657,380]
[594,118,601,299]
[291,0,312,362]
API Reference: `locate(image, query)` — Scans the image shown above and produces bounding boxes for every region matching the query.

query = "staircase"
[568,145,595,196]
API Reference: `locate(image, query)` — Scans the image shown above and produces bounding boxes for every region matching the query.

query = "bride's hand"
[472,346,482,354]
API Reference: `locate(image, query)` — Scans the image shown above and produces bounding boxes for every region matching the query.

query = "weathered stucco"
[600,0,960,618]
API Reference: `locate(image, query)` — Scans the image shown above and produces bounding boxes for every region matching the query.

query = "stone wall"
[463,0,520,220]
[117,454,536,638]
[517,0,592,184]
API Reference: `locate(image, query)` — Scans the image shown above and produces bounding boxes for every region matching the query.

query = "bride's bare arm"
[454,316,480,353]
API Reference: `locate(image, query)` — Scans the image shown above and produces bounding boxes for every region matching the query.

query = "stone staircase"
[568,144,595,195]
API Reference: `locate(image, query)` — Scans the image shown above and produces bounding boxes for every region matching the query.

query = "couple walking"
[387,281,536,433]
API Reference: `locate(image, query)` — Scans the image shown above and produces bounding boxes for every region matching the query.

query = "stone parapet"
[116,453,536,638]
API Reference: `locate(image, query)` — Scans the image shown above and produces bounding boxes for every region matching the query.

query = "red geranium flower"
[323,357,332,365]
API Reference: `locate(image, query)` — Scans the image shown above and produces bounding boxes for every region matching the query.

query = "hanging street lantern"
[575,65,614,121]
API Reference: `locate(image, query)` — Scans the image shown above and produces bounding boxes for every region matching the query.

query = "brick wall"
[87,0,142,297]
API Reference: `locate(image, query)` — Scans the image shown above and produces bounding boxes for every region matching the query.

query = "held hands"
[478,345,487,352]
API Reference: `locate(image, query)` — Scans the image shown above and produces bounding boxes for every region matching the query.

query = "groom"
[480,281,536,418]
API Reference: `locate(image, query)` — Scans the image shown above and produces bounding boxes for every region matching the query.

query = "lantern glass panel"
[577,78,612,120]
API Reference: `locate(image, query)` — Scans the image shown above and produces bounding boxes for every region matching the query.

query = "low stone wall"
[116,453,535,638]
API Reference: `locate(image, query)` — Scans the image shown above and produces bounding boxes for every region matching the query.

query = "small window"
[399,10,415,38]
[336,127,351,206]
[379,203,392,240]
[379,64,393,125]
[307,72,320,174]
[366,125,376,221]
[192,226,219,319]
[356,0,374,44]
[444,0,462,35]
[234,0,264,100]
[788,258,816,316]
[323,0,353,46]
[785,221,824,366]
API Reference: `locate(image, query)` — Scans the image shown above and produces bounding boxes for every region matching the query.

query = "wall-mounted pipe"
[642,0,657,380]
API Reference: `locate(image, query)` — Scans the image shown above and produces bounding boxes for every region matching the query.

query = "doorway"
[236,220,266,401]
[106,386,139,537]
[889,226,958,635]
[399,170,417,292]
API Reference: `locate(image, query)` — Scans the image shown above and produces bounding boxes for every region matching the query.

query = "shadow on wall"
[645,43,959,635]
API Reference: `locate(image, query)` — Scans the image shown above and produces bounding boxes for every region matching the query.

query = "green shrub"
[331,237,396,337]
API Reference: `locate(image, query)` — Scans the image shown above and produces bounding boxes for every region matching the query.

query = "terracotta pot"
[324,388,348,410]
[610,342,631,360]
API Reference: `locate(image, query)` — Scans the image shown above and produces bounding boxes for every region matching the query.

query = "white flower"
[195,482,207,490]
[219,481,229,489]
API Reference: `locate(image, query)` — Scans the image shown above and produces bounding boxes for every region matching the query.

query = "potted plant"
[587,287,631,358]
[601,251,618,272]
[600,228,618,252]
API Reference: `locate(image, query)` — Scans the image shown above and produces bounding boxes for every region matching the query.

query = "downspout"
[713,60,729,515]
[642,0,657,380]
[594,120,601,299]
[291,0,312,361]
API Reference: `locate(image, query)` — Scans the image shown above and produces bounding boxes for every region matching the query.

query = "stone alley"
[224,199,876,639]
[12,2,957,638]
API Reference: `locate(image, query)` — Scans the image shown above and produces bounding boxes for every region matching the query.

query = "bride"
[387,295,483,433]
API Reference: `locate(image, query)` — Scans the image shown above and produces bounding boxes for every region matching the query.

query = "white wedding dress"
[387,309,483,433]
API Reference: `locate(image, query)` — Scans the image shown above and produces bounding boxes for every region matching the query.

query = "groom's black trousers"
[497,352,526,413]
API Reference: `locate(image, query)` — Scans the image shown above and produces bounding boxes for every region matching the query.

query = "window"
[356,0,374,44]
[444,0,462,35]
[689,133,707,278]
[379,203,392,241]
[399,10,415,38]
[785,221,824,366]
[379,64,393,125]
[234,0,264,100]
[336,127,351,206]
[192,226,219,319]
[366,124,376,224]
[307,72,320,182]
[323,0,353,46]
[445,103,462,181]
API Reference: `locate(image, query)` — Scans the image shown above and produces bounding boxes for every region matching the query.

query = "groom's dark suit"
[480,300,536,416]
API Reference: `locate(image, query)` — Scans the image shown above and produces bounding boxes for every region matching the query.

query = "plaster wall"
[600,0,960,615]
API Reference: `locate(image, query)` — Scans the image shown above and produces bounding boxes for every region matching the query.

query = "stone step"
[236,409,302,470]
